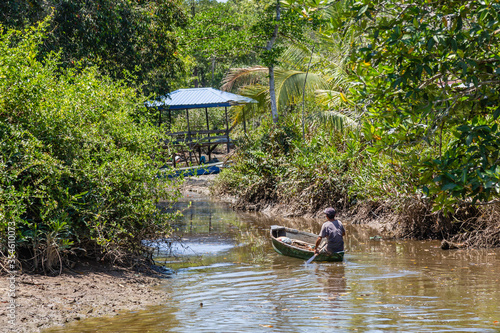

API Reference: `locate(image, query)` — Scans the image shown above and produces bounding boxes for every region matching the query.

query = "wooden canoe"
[270,225,344,262]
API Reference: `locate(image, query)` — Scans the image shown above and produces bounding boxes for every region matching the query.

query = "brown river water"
[46,193,500,332]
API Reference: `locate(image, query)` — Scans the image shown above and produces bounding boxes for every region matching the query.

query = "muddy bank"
[232,195,500,248]
[182,174,236,204]
[1,261,170,333]
[183,174,389,234]
[205,173,500,248]
[0,174,227,333]
[0,174,220,333]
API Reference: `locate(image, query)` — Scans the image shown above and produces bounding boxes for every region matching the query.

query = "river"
[46,192,500,332]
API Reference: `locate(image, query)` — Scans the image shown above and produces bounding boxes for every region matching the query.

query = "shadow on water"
[45,192,500,333]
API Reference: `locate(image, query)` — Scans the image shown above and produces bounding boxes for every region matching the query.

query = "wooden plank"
[165,135,228,145]
[167,129,227,136]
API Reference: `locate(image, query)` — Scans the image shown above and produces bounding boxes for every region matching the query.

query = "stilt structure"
[147,88,256,167]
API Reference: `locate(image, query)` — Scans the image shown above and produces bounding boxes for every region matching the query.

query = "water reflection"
[45,193,500,333]
[315,263,346,303]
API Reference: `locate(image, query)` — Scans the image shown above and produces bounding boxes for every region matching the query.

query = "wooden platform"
[163,129,231,167]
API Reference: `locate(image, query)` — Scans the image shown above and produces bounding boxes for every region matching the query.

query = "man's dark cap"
[324,207,336,217]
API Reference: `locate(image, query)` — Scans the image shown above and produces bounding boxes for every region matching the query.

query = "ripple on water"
[46,197,500,333]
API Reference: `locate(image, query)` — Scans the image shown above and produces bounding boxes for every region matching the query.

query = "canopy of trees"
[0,24,180,272]
[0,0,187,96]
[351,0,500,210]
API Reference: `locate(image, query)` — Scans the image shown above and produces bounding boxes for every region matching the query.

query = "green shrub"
[214,117,399,214]
[0,23,180,273]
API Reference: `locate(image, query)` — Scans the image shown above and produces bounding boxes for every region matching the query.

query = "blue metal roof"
[147,87,257,110]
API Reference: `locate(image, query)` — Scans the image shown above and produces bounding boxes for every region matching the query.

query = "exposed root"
[349,198,500,248]
[447,202,500,248]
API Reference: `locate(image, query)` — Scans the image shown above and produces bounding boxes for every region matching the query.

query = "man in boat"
[314,207,345,255]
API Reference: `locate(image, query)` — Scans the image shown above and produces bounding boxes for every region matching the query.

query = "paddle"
[305,253,318,264]
[306,243,326,264]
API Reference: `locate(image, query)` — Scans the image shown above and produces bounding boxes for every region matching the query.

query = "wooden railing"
[162,129,232,167]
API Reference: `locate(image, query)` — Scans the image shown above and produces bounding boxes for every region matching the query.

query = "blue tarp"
[158,163,222,179]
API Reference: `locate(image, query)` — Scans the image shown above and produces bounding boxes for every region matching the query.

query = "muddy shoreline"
[2,175,217,333]
[1,260,170,333]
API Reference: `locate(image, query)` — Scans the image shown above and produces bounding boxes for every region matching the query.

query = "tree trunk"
[269,64,279,123]
[265,0,280,124]
[193,67,199,88]
[211,56,216,86]
[302,44,315,139]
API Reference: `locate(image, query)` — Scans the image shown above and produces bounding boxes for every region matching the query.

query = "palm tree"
[221,35,358,133]
[222,0,366,133]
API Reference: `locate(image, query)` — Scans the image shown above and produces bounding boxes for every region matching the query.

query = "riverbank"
[182,174,237,204]
[1,174,223,333]
[1,175,220,333]
[1,260,169,333]
[185,174,389,233]
[209,168,500,248]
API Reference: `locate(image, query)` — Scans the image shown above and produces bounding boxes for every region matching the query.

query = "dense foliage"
[0,0,186,96]
[351,0,500,212]
[213,0,500,246]
[0,24,180,273]
[2,0,499,269]
[177,0,258,88]
[214,121,405,213]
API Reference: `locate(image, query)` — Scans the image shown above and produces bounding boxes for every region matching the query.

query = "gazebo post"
[168,108,172,132]
[186,108,192,164]
[225,106,229,153]
[205,107,211,162]
[242,106,247,135]
[168,108,174,167]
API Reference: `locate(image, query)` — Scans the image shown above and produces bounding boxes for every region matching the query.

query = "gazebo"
[148,87,257,167]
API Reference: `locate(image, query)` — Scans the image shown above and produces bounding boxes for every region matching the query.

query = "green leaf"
[450,38,458,51]
[466,134,473,146]
[442,183,457,191]
[358,5,369,17]
[422,185,429,196]
[494,106,500,120]
[455,16,463,31]
[461,169,467,184]
[427,38,435,51]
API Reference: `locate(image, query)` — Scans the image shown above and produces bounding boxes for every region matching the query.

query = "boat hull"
[270,225,344,262]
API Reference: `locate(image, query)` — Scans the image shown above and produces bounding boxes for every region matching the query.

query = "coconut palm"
[222,36,357,132]
[221,0,365,133]
[222,64,329,125]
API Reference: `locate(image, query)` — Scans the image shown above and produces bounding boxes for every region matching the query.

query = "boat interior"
[271,226,326,251]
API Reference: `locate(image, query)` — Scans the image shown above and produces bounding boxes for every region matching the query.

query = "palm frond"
[220,66,268,92]
[231,84,270,125]
[274,69,329,110]
[281,44,319,71]
[315,89,349,109]
[238,84,269,107]
[308,110,359,132]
